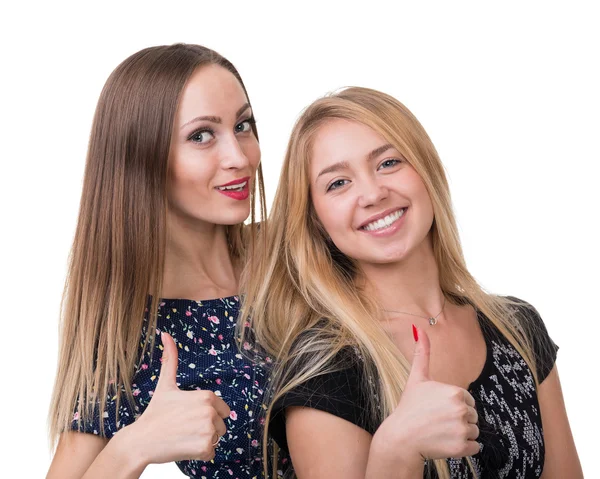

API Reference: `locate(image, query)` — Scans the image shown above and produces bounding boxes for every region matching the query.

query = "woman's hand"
[373,326,480,469]
[121,332,231,466]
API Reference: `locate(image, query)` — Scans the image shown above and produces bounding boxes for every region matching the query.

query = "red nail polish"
[412,324,419,342]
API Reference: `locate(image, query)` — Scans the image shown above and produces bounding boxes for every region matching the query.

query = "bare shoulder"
[46,431,108,479]
[285,406,372,479]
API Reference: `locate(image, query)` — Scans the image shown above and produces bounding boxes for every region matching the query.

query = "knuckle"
[199,390,216,402]
[201,407,216,422]
[457,424,469,438]
[208,408,220,421]
[451,387,464,400]
[467,442,481,456]
[455,403,469,418]
[452,440,468,457]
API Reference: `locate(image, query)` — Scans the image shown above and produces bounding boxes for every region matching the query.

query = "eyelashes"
[187,116,257,144]
[326,179,349,192]
[188,127,216,144]
[377,158,403,170]
[325,157,404,192]
[235,116,256,133]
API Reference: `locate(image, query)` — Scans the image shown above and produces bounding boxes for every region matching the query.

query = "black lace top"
[270,299,558,478]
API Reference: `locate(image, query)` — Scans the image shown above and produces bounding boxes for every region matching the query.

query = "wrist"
[110,423,149,474]
[370,423,424,473]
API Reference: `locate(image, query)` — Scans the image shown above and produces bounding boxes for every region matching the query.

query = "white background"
[1,1,598,477]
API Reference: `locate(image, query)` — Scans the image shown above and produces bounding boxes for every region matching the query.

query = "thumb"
[406,325,431,386]
[156,332,179,391]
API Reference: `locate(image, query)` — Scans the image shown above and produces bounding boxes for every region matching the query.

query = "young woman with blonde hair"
[242,87,582,478]
[47,44,275,478]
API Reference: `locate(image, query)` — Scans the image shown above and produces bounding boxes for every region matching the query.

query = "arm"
[46,429,146,479]
[538,366,583,478]
[281,328,477,478]
[47,333,230,478]
[285,407,424,479]
[286,406,373,479]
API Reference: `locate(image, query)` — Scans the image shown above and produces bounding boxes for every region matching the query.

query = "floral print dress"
[72,296,281,478]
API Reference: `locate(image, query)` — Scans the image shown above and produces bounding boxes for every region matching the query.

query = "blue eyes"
[189,129,215,144]
[327,179,349,191]
[325,158,403,192]
[188,117,255,144]
[235,119,253,133]
[378,158,401,170]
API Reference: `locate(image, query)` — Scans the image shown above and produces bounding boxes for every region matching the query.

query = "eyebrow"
[180,103,251,129]
[316,143,395,179]
[316,160,350,179]
[367,143,394,162]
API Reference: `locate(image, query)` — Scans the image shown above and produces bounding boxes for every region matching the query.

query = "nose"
[219,134,251,170]
[357,176,388,208]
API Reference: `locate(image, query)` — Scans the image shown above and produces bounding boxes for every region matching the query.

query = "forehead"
[310,119,387,168]
[175,64,247,124]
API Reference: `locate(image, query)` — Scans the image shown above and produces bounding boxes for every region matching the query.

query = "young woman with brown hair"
[47,44,271,478]
[242,87,582,478]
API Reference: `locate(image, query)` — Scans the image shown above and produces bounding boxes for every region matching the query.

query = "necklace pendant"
[428,317,437,326]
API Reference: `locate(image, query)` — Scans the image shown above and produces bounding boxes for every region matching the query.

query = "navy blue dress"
[72,296,282,478]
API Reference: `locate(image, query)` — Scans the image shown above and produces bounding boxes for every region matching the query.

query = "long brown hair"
[240,87,538,478]
[49,43,266,444]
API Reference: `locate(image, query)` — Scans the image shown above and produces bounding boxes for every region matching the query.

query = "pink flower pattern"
[70,296,286,478]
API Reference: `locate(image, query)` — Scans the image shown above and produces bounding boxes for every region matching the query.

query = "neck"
[359,235,444,316]
[162,211,239,300]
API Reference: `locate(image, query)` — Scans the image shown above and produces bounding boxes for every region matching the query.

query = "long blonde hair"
[240,87,539,478]
[49,43,266,446]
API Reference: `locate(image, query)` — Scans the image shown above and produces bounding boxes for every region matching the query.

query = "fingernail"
[412,324,419,342]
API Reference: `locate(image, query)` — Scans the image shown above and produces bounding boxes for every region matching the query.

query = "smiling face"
[168,64,260,227]
[309,119,434,267]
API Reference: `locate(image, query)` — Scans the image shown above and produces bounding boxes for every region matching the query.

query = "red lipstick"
[215,176,250,201]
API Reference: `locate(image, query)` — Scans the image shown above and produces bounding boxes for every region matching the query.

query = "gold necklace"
[383,296,446,326]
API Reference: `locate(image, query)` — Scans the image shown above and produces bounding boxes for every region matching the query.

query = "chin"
[218,216,250,226]
[364,245,412,265]
[213,202,251,224]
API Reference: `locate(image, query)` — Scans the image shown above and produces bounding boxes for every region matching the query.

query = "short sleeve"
[508,297,559,383]
[269,349,375,453]
[71,389,137,438]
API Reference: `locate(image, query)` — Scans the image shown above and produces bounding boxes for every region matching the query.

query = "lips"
[215,176,250,189]
[358,207,407,231]
[215,176,250,201]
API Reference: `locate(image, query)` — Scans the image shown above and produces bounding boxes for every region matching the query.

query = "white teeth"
[217,181,247,191]
[363,208,405,231]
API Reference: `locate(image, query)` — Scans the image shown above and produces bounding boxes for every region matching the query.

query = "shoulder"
[269,346,376,452]
[503,296,559,383]
[503,296,552,341]
[275,346,368,413]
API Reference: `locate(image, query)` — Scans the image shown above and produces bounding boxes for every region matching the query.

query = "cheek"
[404,171,432,210]
[311,195,350,241]
[415,183,434,217]
[409,180,435,230]
[241,137,261,169]
[169,151,217,193]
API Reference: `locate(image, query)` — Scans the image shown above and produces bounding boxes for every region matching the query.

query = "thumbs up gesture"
[375,326,480,467]
[127,332,231,465]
